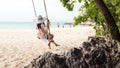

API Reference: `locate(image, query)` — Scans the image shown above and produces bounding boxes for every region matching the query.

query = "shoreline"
[0,25,93,30]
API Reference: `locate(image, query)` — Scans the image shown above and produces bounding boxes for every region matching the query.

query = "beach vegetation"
[60,0,120,42]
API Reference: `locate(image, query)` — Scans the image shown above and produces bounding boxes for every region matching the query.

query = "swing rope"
[43,0,48,18]
[32,0,37,17]
[43,0,50,34]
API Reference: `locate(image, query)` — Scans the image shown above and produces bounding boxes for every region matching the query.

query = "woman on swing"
[36,15,59,49]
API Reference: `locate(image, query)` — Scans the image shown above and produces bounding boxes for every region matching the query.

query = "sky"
[0,0,81,22]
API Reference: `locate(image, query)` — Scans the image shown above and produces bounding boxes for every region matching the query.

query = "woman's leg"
[48,39,60,49]
[51,40,59,46]
[47,33,60,49]
[48,40,53,49]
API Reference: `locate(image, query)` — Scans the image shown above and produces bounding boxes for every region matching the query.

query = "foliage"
[60,0,75,11]
[60,0,120,36]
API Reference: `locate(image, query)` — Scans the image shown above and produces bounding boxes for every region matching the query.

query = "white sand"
[0,27,95,68]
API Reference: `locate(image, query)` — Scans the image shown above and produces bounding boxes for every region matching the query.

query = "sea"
[0,21,91,29]
[0,21,67,29]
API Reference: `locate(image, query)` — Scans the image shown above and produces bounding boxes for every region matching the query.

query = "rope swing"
[32,0,50,34]
[32,0,60,48]
[32,0,37,17]
[43,0,50,34]
[43,0,48,18]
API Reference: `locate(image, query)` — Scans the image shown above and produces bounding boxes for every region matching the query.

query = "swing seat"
[37,33,53,40]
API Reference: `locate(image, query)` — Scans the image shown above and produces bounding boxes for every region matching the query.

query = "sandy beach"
[0,27,95,68]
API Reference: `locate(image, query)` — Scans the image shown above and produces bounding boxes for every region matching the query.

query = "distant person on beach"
[57,23,60,28]
[36,15,59,49]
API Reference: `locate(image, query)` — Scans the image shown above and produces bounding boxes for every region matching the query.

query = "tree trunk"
[94,0,120,42]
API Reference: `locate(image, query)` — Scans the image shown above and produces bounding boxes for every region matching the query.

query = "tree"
[60,0,120,42]
[94,0,120,41]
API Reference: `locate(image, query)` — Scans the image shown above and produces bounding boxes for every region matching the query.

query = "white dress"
[36,17,48,39]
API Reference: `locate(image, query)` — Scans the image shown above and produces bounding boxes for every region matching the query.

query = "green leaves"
[60,0,120,36]
[60,0,75,11]
[78,0,82,2]
[73,14,88,26]
[60,0,70,7]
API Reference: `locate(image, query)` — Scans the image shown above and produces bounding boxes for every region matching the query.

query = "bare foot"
[55,44,60,47]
